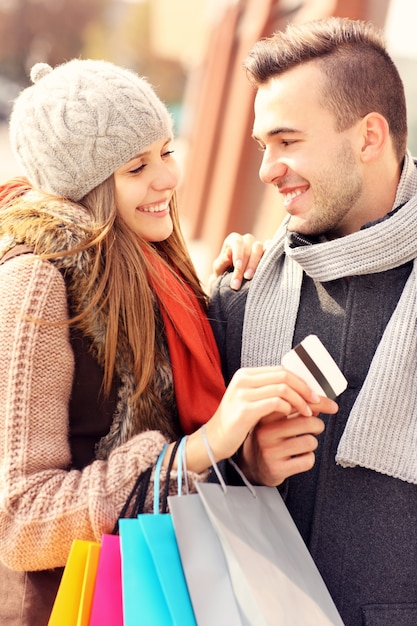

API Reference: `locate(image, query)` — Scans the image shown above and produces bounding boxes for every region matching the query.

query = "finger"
[245,424,322,486]
[211,249,233,277]
[242,239,265,280]
[210,232,243,279]
[256,414,325,440]
[236,367,339,415]
[220,232,247,269]
[235,386,315,418]
[310,396,339,415]
[261,451,318,486]
[226,375,307,408]
[212,233,266,290]
[228,232,254,260]
[230,235,266,290]
[229,234,253,290]
[231,366,324,405]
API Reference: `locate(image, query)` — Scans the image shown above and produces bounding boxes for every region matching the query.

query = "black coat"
[209,261,417,626]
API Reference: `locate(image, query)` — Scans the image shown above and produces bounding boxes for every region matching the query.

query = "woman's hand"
[209,232,266,292]
[181,366,338,475]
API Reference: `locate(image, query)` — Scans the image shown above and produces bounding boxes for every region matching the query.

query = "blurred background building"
[0,0,416,284]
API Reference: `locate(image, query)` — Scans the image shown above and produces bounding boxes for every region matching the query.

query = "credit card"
[281,334,347,400]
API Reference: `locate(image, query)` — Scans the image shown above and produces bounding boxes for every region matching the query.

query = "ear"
[358,112,390,162]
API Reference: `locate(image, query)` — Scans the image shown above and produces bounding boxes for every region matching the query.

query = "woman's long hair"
[79,176,207,402]
[1,175,207,404]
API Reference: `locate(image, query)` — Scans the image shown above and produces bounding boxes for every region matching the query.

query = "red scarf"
[0,179,30,205]
[147,253,226,434]
[0,178,226,433]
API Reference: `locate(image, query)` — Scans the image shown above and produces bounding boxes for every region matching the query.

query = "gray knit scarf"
[242,152,417,484]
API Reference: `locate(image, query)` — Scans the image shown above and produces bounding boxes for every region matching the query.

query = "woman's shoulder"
[0,250,66,303]
[0,191,92,253]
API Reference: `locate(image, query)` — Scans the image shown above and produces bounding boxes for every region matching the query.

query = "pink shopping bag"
[89,534,123,626]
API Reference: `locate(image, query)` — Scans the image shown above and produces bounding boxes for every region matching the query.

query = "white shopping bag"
[195,480,344,626]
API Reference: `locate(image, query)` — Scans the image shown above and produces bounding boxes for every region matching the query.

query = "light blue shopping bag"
[119,440,196,626]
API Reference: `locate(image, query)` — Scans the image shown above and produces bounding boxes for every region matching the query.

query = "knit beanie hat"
[9,59,173,201]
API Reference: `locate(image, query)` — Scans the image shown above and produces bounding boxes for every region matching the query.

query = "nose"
[153,159,180,191]
[259,151,288,185]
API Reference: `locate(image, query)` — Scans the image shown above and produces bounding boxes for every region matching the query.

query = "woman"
[0,59,331,625]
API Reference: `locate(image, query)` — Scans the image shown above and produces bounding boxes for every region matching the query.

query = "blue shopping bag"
[119,441,196,626]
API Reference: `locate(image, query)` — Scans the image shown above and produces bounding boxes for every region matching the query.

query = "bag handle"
[154,443,169,513]
[176,435,188,495]
[181,436,190,495]
[155,437,187,514]
[113,436,188,532]
[115,426,253,530]
[201,424,256,497]
[111,464,153,534]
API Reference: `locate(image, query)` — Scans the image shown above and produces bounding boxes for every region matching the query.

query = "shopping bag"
[89,534,123,626]
[88,459,155,625]
[174,425,343,626]
[119,439,196,626]
[168,492,250,626]
[47,539,101,626]
[49,459,154,626]
[196,482,344,626]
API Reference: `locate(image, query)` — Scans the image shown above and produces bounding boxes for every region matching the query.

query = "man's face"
[252,62,365,238]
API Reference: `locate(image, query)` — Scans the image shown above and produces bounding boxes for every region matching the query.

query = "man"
[209,17,417,626]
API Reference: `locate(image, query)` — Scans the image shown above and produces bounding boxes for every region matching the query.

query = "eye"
[281,138,297,146]
[129,164,146,174]
[162,150,175,158]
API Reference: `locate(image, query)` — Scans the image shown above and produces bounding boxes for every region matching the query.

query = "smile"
[282,189,304,206]
[138,202,169,214]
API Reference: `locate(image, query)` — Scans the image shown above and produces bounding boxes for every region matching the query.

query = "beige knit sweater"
[0,253,203,572]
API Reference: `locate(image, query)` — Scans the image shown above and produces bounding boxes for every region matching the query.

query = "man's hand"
[238,395,338,486]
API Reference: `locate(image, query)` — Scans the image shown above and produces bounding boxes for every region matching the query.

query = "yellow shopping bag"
[48,539,101,626]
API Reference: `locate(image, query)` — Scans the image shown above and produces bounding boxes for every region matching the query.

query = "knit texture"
[0,200,206,573]
[0,195,182,456]
[9,59,173,201]
[241,152,417,484]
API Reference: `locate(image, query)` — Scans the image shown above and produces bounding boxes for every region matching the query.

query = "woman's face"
[114,137,180,242]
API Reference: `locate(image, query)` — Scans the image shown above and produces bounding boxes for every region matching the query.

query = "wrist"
[183,426,213,474]
[235,436,259,484]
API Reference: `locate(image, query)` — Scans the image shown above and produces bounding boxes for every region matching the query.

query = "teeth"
[283,190,303,205]
[141,203,168,213]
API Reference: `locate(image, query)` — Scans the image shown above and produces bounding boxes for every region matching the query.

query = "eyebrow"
[252,127,301,141]
[127,151,149,162]
[126,137,173,164]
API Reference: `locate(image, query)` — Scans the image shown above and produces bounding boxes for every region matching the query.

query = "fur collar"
[0,196,180,458]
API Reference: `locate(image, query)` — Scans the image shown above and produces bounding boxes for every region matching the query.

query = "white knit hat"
[9,59,173,201]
